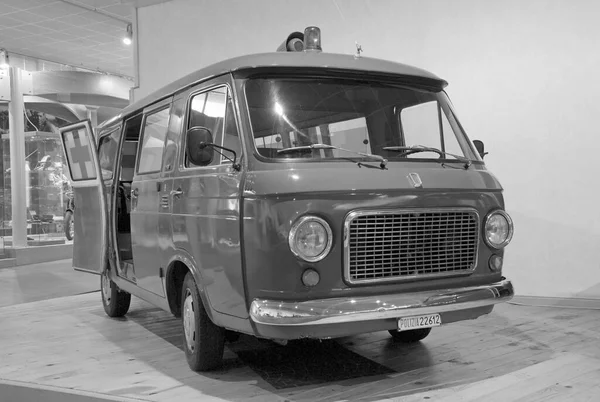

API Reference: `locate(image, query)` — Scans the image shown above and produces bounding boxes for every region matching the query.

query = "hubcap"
[183,290,196,352]
[101,271,111,305]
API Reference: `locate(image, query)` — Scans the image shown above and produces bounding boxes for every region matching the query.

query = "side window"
[221,94,241,164]
[98,128,121,181]
[137,107,170,175]
[186,86,227,167]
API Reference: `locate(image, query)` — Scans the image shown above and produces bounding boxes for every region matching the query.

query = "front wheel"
[388,327,432,343]
[101,269,131,317]
[64,210,74,241]
[181,272,225,371]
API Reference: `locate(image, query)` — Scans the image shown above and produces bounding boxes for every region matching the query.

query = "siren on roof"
[276,26,322,52]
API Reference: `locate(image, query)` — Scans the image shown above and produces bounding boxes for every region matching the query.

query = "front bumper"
[250,278,514,327]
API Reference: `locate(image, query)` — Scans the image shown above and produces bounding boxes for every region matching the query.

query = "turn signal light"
[302,268,320,287]
[489,255,503,272]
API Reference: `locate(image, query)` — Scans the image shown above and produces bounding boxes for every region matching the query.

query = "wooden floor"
[1,292,599,402]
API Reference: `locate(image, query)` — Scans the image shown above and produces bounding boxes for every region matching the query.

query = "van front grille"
[344,209,479,284]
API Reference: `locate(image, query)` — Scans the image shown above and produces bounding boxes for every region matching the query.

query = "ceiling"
[0,0,135,78]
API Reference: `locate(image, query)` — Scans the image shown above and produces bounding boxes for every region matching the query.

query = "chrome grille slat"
[345,209,479,284]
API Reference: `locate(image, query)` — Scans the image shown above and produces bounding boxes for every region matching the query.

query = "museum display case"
[1,132,72,245]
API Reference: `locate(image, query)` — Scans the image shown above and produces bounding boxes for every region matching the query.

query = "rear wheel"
[181,272,225,371]
[388,327,432,343]
[101,269,131,317]
[64,210,74,241]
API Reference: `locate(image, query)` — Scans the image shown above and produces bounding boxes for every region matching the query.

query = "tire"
[181,272,225,371]
[225,330,241,343]
[101,269,131,317]
[64,210,74,241]
[388,327,432,343]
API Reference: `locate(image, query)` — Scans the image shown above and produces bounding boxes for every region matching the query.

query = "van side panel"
[171,168,247,318]
[169,76,247,320]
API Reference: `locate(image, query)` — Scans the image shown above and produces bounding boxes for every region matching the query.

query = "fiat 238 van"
[58,27,514,372]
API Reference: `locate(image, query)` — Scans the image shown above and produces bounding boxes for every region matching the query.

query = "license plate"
[398,313,442,331]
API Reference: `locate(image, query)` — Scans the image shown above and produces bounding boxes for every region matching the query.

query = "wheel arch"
[165,251,216,322]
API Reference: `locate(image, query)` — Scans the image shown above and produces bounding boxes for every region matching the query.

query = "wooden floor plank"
[2,292,600,401]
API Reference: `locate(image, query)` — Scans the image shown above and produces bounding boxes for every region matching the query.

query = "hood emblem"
[407,173,423,188]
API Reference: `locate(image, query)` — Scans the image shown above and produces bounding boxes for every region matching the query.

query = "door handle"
[170,188,183,197]
[131,188,139,198]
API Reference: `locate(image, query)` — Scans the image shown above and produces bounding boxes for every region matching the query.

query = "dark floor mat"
[234,339,396,389]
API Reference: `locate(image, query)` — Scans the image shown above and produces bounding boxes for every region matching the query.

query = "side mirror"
[186,126,214,166]
[473,140,488,159]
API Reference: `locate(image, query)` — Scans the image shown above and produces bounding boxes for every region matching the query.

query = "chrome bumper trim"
[250,278,514,326]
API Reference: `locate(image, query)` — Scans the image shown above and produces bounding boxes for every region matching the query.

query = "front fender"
[165,249,218,324]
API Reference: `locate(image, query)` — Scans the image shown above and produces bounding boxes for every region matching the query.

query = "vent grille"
[345,209,479,283]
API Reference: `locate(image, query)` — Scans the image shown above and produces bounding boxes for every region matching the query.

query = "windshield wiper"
[383,145,472,170]
[277,143,388,170]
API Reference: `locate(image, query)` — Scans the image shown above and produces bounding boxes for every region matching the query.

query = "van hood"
[242,162,502,197]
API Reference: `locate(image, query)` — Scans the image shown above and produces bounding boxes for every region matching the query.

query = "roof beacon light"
[277,31,304,52]
[304,26,322,52]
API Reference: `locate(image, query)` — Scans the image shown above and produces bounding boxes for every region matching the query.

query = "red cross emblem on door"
[64,128,96,180]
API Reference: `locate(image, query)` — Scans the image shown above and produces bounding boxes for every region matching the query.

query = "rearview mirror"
[186,126,214,166]
[473,140,488,159]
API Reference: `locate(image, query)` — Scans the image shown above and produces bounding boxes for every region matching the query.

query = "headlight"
[288,216,333,262]
[484,210,514,249]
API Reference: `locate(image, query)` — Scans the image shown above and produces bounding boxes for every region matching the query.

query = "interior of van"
[116,113,143,282]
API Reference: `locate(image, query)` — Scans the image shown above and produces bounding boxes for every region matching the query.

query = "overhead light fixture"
[0,49,9,69]
[123,24,133,45]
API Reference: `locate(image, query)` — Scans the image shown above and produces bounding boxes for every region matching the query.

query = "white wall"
[136,0,600,298]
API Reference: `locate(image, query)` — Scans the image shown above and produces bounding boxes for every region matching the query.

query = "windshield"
[244,77,477,162]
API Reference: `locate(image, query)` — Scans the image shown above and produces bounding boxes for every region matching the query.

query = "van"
[59,27,514,372]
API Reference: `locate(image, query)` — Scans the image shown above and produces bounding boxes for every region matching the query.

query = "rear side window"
[137,107,170,174]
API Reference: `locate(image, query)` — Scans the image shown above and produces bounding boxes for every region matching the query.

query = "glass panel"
[62,127,97,181]
[137,107,169,175]
[441,109,464,156]
[1,108,73,247]
[0,106,7,254]
[245,77,476,162]
[186,86,227,167]
[329,118,370,154]
[400,101,443,158]
[98,128,121,181]
[221,94,241,164]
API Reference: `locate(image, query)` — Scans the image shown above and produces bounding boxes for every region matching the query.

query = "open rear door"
[59,120,107,275]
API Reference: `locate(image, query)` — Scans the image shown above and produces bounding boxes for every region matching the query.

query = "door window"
[62,126,98,181]
[186,86,227,168]
[98,128,121,181]
[137,107,170,175]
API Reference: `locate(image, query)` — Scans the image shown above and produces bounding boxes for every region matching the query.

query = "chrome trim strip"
[250,278,513,326]
[343,207,480,285]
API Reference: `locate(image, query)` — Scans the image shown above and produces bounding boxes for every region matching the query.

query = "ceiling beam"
[119,0,172,8]
[59,0,132,24]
